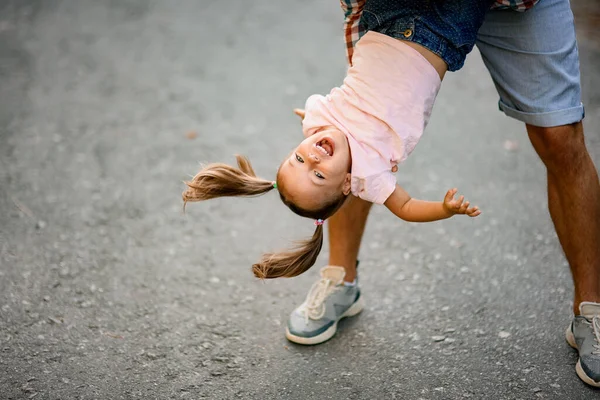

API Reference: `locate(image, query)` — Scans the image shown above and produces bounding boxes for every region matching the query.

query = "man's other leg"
[285,196,372,345]
[328,195,373,283]
[477,0,600,386]
[527,122,600,312]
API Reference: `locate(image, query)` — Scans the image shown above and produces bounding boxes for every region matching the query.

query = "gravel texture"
[1,1,599,399]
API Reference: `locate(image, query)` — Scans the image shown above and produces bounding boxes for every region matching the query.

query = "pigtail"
[182,155,274,209]
[182,153,348,280]
[252,224,324,279]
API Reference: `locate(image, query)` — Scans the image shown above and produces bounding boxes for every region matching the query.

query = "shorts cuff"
[498,100,585,128]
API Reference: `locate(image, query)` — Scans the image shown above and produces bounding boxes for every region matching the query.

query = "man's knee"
[526,122,587,173]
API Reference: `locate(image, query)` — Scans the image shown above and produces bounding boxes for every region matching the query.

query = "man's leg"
[477,0,594,309]
[527,122,600,314]
[477,0,600,386]
[528,122,600,386]
[285,196,371,345]
[327,195,372,283]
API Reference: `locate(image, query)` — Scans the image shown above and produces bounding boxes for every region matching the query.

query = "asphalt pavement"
[1,1,599,399]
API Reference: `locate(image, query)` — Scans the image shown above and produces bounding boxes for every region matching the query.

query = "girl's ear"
[342,173,352,196]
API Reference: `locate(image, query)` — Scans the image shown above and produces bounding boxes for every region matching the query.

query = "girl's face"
[277,129,352,211]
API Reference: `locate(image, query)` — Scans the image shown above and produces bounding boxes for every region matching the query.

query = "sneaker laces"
[300,278,340,324]
[593,316,600,355]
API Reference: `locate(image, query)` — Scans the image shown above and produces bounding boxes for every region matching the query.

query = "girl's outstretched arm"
[384,185,481,222]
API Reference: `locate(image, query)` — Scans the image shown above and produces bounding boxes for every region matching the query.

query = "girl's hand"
[293,108,306,120]
[443,188,481,217]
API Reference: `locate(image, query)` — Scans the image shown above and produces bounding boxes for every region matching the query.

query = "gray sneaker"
[285,266,364,345]
[566,302,600,387]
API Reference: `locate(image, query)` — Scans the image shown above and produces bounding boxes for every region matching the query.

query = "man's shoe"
[566,301,600,387]
[285,266,363,345]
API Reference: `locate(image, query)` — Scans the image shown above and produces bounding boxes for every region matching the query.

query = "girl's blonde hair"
[182,155,346,279]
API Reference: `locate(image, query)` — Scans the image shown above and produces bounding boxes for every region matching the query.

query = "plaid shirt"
[341,0,540,65]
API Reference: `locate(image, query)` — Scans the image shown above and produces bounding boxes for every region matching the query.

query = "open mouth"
[315,137,334,157]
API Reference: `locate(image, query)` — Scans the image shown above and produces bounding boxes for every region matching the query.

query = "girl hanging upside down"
[182,1,488,280]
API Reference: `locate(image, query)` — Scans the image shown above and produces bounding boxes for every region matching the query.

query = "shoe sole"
[285,296,365,345]
[565,326,600,387]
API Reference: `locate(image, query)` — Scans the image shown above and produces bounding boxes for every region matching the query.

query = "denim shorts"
[360,0,584,127]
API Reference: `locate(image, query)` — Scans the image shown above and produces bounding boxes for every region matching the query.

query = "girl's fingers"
[467,207,481,217]
[293,108,306,119]
[444,189,455,202]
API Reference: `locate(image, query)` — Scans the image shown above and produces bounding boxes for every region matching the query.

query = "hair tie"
[272,181,277,189]
[314,219,324,226]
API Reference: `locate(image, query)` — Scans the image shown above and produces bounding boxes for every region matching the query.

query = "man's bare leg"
[285,195,372,345]
[327,195,373,283]
[527,122,600,314]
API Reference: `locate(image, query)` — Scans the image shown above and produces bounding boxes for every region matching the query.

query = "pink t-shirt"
[302,31,441,204]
